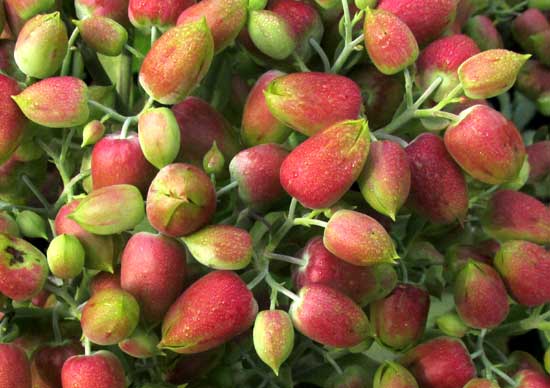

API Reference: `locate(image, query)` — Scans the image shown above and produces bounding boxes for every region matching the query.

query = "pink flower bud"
[129,0,195,31]
[61,351,126,388]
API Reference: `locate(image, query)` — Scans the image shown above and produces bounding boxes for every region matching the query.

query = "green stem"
[265,272,299,302]
[117,52,133,113]
[53,170,91,210]
[247,269,267,290]
[44,283,80,318]
[125,44,144,59]
[150,26,159,47]
[293,218,328,228]
[331,34,364,74]
[119,117,133,139]
[309,38,330,73]
[83,336,91,355]
[88,100,132,123]
[60,28,80,76]
[292,53,310,72]
[21,175,50,211]
[265,252,307,266]
[216,181,238,197]
[404,68,414,107]
[414,109,460,122]
[266,198,298,252]
[52,303,62,343]
[310,343,343,375]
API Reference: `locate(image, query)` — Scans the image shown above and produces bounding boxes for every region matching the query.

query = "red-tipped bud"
[75,16,128,56]
[280,119,370,209]
[81,120,105,147]
[160,271,258,354]
[253,310,294,375]
[444,105,526,184]
[129,0,195,31]
[373,361,419,388]
[464,16,503,51]
[406,133,469,224]
[139,19,214,105]
[512,9,549,52]
[118,327,160,358]
[324,209,398,266]
[202,142,225,176]
[0,75,25,164]
[494,240,550,307]
[401,337,476,388]
[247,10,296,60]
[363,8,419,75]
[527,141,550,182]
[61,351,126,388]
[265,72,363,137]
[370,284,430,350]
[514,370,550,388]
[290,284,370,348]
[146,163,216,237]
[482,190,550,245]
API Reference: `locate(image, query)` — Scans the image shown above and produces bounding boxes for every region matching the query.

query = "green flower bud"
[253,310,294,375]
[74,16,128,57]
[202,141,225,176]
[436,312,469,338]
[81,120,106,147]
[248,10,296,60]
[16,210,47,239]
[119,327,160,358]
[138,107,181,169]
[47,234,85,279]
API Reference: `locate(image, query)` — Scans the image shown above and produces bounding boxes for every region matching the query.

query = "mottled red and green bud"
[378,0,457,45]
[436,312,468,337]
[33,342,83,388]
[406,133,469,224]
[161,271,258,354]
[363,8,418,75]
[349,65,404,129]
[12,76,89,128]
[69,184,145,235]
[458,49,530,99]
[177,0,247,52]
[46,234,85,279]
[418,34,480,102]
[294,236,397,306]
[248,10,296,60]
[517,60,550,100]
[4,0,56,29]
[444,105,526,184]
[146,163,216,237]
[253,310,294,375]
[55,200,116,272]
[464,15,503,51]
[0,233,47,301]
[129,0,194,31]
[14,12,67,78]
[454,261,509,329]
[537,90,550,116]
[324,209,398,266]
[374,361,419,388]
[119,327,160,358]
[527,141,550,182]
[75,0,129,25]
[290,284,370,348]
[0,211,19,236]
[358,140,410,220]
[401,337,476,388]
[463,378,501,388]
[202,142,225,176]
[139,19,214,105]
[183,225,252,270]
[482,190,550,244]
[280,120,370,208]
[0,75,25,165]
[120,232,187,322]
[61,351,126,388]
[81,288,140,345]
[512,9,549,52]
[138,107,181,169]
[0,343,31,388]
[529,0,550,9]
[229,144,288,210]
[81,120,105,147]
[74,16,128,56]
[530,30,550,66]
[172,97,240,166]
[514,370,550,388]
[494,240,550,307]
[265,73,362,137]
[508,350,545,375]
[90,271,121,294]
[242,70,290,147]
[370,284,430,350]
[15,210,46,240]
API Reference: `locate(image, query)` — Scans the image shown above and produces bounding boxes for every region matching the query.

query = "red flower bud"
[464,15,503,51]
[0,75,25,164]
[0,343,31,388]
[527,141,550,182]
[463,378,500,388]
[61,351,126,388]
[514,370,550,388]
[75,0,129,25]
[75,16,128,57]
[512,8,549,52]
[129,0,195,31]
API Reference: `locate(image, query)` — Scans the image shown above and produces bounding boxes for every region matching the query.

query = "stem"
[400,260,409,283]
[119,117,133,139]
[117,51,133,112]
[266,198,298,252]
[53,170,91,210]
[22,175,50,211]
[310,343,343,375]
[375,132,409,148]
[413,77,444,109]
[44,283,80,318]
[331,34,364,74]
[265,252,307,266]
[216,181,238,197]
[52,303,62,343]
[125,44,144,59]
[265,272,299,302]
[414,109,460,122]
[309,38,330,73]
[430,83,464,111]
[247,270,267,290]
[293,218,328,228]
[292,53,310,72]
[88,100,132,123]
[404,68,414,107]
[61,28,80,76]
[83,336,91,356]
[151,26,159,47]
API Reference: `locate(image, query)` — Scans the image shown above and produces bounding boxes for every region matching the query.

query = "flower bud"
[183,225,252,270]
[15,210,47,239]
[514,370,550,388]
[14,12,67,79]
[81,120,105,147]
[458,49,530,99]
[0,233,48,301]
[75,16,128,57]
[401,337,476,388]
[527,141,550,182]
[363,8,419,75]
[119,327,160,358]
[90,271,121,294]
[12,76,89,128]
[81,288,140,345]
[129,0,195,31]
[253,310,294,375]
[371,284,430,350]
[265,72,362,137]
[358,140,410,220]
[248,10,296,60]
[324,209,398,266]
[494,240,550,307]
[281,120,370,209]
[373,361,419,388]
[69,184,145,235]
[146,163,216,237]
[508,350,545,375]
[0,75,25,164]
[46,234,85,279]
[454,261,509,329]
[229,143,288,210]
[290,284,370,348]
[464,15,503,51]
[242,70,290,146]
[138,107,181,169]
[436,312,469,337]
[0,211,19,236]
[139,19,214,105]
[463,378,501,388]
[74,0,129,25]
[482,190,550,245]
[444,105,526,184]
[33,341,83,387]
[0,343,31,388]
[202,142,225,176]
[530,30,550,66]
[160,271,258,354]
[537,90,550,116]
[249,0,268,10]
[512,9,549,52]
[61,351,126,388]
